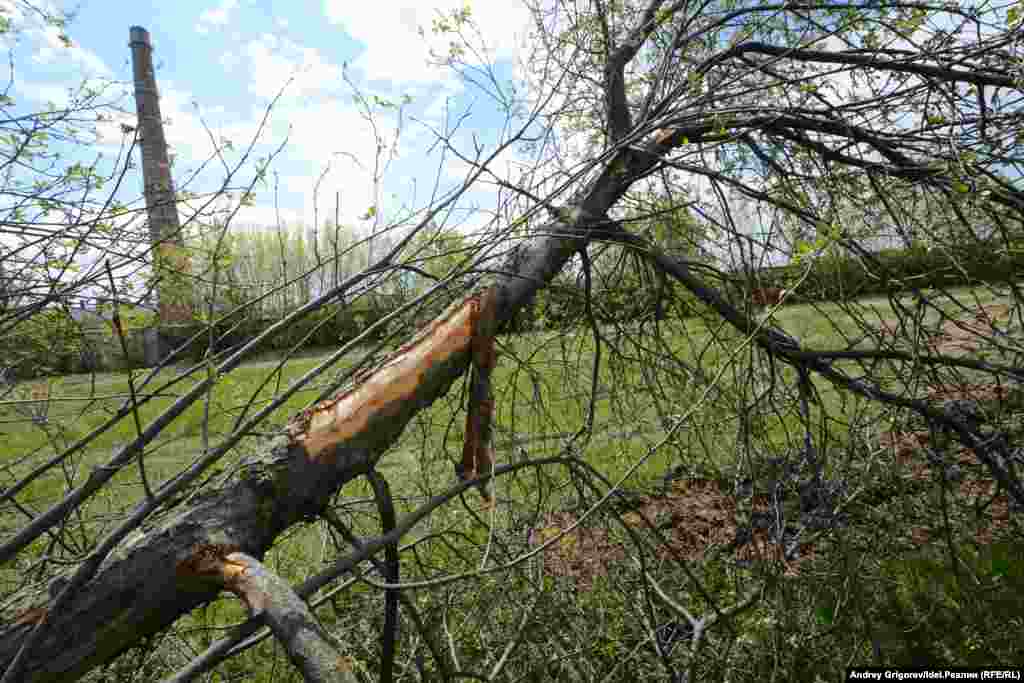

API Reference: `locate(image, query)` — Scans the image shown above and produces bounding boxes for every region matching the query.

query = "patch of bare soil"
[527,511,627,591]
[880,302,1018,354]
[925,382,1013,403]
[526,301,1022,590]
[877,372,1020,547]
[527,425,1015,590]
[876,427,1015,546]
[527,477,822,588]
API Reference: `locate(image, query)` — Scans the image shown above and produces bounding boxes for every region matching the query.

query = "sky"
[2,0,1013,289]
[2,0,535,239]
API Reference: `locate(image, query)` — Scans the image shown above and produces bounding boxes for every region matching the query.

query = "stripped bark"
[750,287,786,308]
[5,4,1022,680]
[0,136,660,681]
[456,286,500,503]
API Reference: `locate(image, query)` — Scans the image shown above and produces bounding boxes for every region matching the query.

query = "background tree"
[397,223,474,296]
[188,221,366,321]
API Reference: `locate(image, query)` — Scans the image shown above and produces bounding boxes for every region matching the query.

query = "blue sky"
[5,0,534,237]
[5,0,1011,282]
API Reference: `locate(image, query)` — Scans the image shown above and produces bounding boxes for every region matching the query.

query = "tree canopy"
[2,1,1024,681]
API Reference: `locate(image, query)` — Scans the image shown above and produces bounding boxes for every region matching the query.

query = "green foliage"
[765,235,1024,304]
[868,541,1024,664]
[183,297,400,362]
[1009,0,1024,27]
[728,498,1024,678]
[400,224,474,297]
[1,307,84,378]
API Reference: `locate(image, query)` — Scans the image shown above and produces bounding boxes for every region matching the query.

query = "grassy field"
[2,284,1023,681]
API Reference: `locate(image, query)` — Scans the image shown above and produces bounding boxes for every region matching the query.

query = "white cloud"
[168,91,404,230]
[196,0,240,34]
[26,25,111,78]
[94,107,138,146]
[0,2,108,77]
[93,83,269,182]
[22,81,73,107]
[321,0,530,86]
[244,34,344,99]
[230,203,303,230]
[420,76,467,124]
[192,6,534,234]
[269,99,400,225]
[105,27,392,230]
[150,86,216,154]
[231,32,423,228]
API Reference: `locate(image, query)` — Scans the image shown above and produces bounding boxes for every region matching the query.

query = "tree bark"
[176,547,360,683]
[0,135,658,681]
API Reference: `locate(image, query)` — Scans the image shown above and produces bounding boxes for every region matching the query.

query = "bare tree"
[2,1,1024,681]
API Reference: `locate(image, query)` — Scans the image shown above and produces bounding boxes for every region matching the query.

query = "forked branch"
[176,545,360,683]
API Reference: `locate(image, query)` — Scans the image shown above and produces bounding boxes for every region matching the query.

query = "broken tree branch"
[176,545,360,683]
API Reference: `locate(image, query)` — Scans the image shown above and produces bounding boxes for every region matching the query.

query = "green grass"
[3,284,1011,508]
[3,283,1023,681]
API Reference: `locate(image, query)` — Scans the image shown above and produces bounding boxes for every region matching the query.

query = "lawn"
[2,284,1022,680]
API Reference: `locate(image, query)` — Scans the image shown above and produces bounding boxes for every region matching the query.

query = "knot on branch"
[175,543,244,584]
[655,128,676,145]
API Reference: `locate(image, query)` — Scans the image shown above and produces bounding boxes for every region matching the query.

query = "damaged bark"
[0,143,652,681]
[456,286,500,503]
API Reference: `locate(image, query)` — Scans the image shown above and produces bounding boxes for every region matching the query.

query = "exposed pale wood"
[458,287,499,503]
[0,215,599,680]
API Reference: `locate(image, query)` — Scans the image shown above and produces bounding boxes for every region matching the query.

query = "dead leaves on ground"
[879,302,1019,354]
[526,299,1021,591]
[527,477,817,588]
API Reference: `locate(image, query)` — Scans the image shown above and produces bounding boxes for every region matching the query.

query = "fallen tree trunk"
[0,143,654,681]
[5,155,1021,679]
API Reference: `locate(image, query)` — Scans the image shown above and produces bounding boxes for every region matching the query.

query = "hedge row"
[4,241,1021,378]
[0,299,401,378]
[1,308,91,378]
[181,298,399,361]
[749,239,1024,302]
